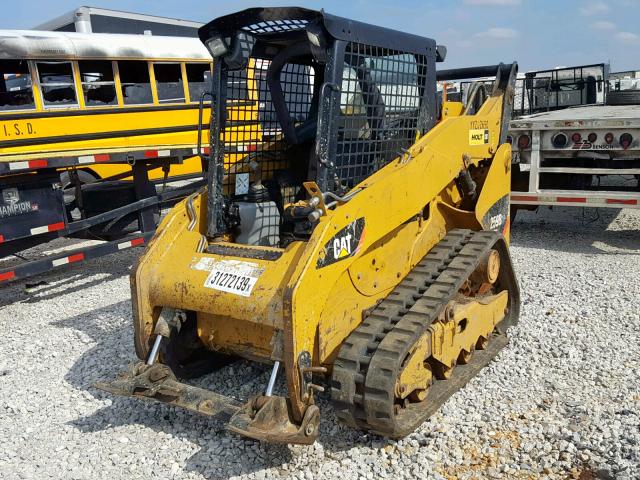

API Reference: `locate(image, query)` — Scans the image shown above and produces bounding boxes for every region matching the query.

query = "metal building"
[33,6,202,37]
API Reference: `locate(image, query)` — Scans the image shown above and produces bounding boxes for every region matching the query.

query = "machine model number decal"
[488,213,505,230]
[469,129,489,145]
[317,217,365,268]
[482,194,510,234]
[203,259,264,297]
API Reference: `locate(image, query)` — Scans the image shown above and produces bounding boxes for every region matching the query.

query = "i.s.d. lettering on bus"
[2,122,36,137]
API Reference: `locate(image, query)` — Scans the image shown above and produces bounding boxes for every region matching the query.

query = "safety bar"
[436,64,512,81]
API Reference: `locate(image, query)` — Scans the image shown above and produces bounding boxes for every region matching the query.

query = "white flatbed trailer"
[510,104,640,209]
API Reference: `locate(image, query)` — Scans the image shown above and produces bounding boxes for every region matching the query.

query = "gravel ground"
[0,206,639,480]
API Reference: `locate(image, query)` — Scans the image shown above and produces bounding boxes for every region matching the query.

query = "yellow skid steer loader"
[98,7,520,445]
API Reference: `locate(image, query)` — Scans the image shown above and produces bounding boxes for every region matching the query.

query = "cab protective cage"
[198,7,442,239]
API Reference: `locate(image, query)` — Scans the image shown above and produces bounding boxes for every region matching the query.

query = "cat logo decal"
[317,218,365,268]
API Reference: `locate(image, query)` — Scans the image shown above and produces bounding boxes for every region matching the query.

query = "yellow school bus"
[0,29,261,183]
[0,29,267,285]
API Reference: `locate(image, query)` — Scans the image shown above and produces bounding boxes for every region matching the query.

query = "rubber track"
[331,229,514,437]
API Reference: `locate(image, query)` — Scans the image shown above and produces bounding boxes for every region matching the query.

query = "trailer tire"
[60,170,99,212]
[606,90,640,106]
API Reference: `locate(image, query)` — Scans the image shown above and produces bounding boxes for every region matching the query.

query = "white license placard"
[203,259,264,297]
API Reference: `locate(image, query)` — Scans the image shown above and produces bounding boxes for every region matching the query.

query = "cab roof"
[198,7,436,58]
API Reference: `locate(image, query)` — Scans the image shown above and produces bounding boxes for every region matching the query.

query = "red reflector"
[203,147,211,155]
[144,150,159,158]
[606,198,637,205]
[571,132,581,143]
[0,234,3,243]
[246,144,257,152]
[131,237,145,247]
[511,195,538,202]
[28,159,48,169]
[517,135,530,149]
[605,133,614,144]
[48,222,65,232]
[557,197,586,203]
[94,154,110,162]
[68,253,84,263]
[0,270,15,282]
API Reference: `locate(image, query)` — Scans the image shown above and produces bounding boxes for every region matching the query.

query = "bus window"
[154,63,185,103]
[0,60,35,111]
[37,61,78,107]
[186,63,211,102]
[78,60,117,107]
[118,61,153,105]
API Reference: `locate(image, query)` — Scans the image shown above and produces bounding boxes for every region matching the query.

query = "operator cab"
[198,7,442,247]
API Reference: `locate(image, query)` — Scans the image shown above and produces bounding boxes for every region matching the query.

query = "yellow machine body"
[132,84,514,420]
[98,7,520,445]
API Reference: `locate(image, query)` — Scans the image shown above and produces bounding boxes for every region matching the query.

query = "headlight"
[205,36,229,57]
[306,30,322,47]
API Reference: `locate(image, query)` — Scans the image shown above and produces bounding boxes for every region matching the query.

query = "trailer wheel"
[606,90,640,106]
[60,170,98,214]
[159,313,233,379]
